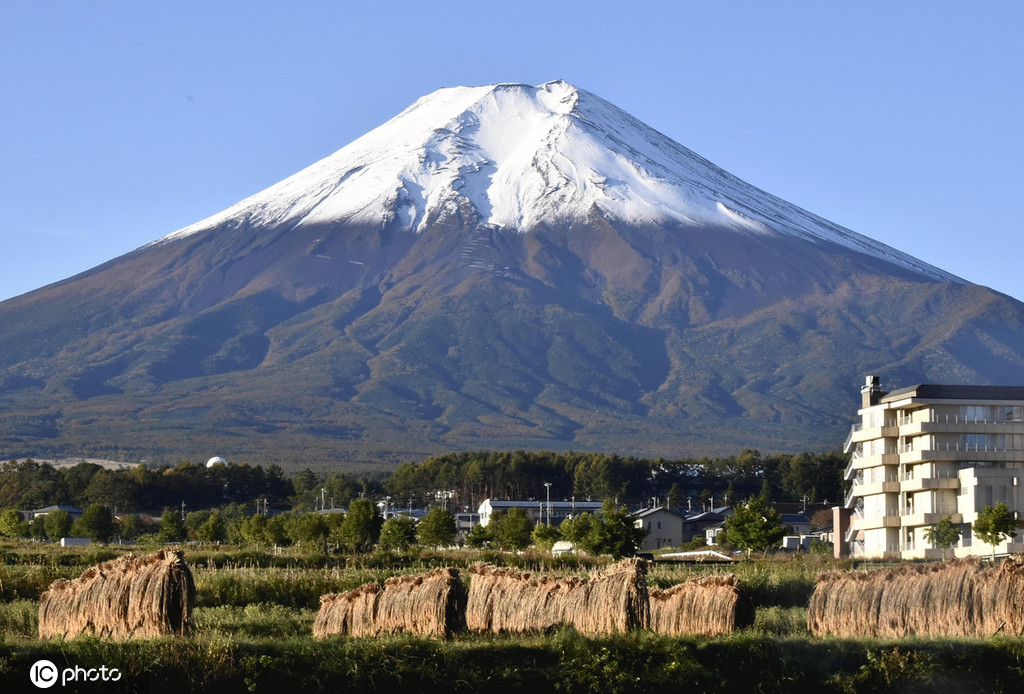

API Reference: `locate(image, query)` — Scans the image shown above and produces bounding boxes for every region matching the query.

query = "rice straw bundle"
[648,574,741,636]
[38,549,195,640]
[313,567,464,639]
[808,556,1024,638]
[466,558,649,635]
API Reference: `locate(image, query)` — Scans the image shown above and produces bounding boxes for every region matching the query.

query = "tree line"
[385,449,846,512]
[1,449,846,518]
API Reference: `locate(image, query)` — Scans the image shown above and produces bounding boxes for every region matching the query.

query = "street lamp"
[544,482,552,526]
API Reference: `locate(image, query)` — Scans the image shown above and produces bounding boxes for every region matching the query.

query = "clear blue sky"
[2,2,1021,302]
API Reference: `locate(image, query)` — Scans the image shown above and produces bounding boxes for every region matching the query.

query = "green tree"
[559,512,599,552]
[84,470,140,511]
[590,501,647,559]
[337,498,381,552]
[118,514,145,541]
[42,509,73,541]
[283,513,328,549]
[532,522,561,552]
[417,508,457,548]
[724,496,785,556]
[465,522,491,549]
[666,483,684,511]
[159,509,187,543]
[238,514,269,547]
[72,504,115,543]
[973,502,1018,557]
[489,508,534,551]
[0,509,28,538]
[184,509,213,540]
[264,514,289,547]
[196,511,227,543]
[379,516,418,551]
[923,516,961,559]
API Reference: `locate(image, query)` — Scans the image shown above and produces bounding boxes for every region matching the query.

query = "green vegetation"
[924,516,962,559]
[973,503,1018,557]
[2,542,1023,692]
[723,483,786,556]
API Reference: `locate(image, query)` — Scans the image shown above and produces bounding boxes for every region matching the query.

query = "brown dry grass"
[38,549,195,640]
[807,556,1024,638]
[313,567,464,639]
[465,558,648,635]
[648,574,740,636]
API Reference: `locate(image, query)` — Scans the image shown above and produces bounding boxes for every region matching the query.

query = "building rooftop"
[881,383,1024,404]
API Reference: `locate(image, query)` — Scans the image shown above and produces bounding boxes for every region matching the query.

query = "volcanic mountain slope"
[3,80,1024,466]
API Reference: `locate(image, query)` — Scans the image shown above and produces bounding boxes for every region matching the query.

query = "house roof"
[882,383,1024,403]
[685,511,725,524]
[31,505,83,515]
[631,507,688,520]
[480,499,605,511]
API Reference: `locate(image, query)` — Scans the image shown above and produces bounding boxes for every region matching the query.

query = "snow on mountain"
[160,80,959,283]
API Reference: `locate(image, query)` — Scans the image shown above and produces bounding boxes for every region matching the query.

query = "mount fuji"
[2,80,1023,467]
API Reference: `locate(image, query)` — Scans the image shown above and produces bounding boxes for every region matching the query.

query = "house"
[780,513,812,535]
[704,520,727,546]
[844,375,1024,559]
[631,507,687,550]
[27,505,84,522]
[476,499,605,527]
[683,508,732,545]
[455,512,479,534]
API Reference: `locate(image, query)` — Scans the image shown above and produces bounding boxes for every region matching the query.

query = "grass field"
[2,542,1022,692]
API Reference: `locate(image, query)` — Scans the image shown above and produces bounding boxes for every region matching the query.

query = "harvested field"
[466,558,648,635]
[648,574,743,636]
[808,556,1024,638]
[313,567,464,639]
[38,549,195,640]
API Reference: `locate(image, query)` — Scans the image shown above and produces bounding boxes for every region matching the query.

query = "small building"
[59,537,91,547]
[631,507,687,550]
[477,499,605,527]
[781,513,812,535]
[781,535,814,551]
[551,540,575,557]
[28,505,84,522]
[455,512,479,533]
[683,508,731,544]
[705,521,727,546]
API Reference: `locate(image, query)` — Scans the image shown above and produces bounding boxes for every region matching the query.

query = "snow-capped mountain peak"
[162,80,959,283]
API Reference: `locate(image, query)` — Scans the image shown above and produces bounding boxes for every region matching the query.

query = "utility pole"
[544,482,552,526]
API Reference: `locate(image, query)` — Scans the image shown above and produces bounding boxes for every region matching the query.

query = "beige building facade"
[844,376,1024,559]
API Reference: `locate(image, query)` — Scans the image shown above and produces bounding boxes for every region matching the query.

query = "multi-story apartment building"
[843,376,1024,559]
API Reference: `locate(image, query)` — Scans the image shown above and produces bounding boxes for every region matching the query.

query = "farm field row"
[1,543,1022,692]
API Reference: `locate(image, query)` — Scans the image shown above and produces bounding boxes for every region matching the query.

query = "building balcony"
[898,447,1024,465]
[848,424,899,446]
[899,416,1024,437]
[850,514,901,531]
[900,505,962,527]
[850,480,900,497]
[849,452,900,471]
[900,475,960,493]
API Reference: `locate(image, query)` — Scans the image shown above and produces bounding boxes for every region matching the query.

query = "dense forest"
[0,449,846,516]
